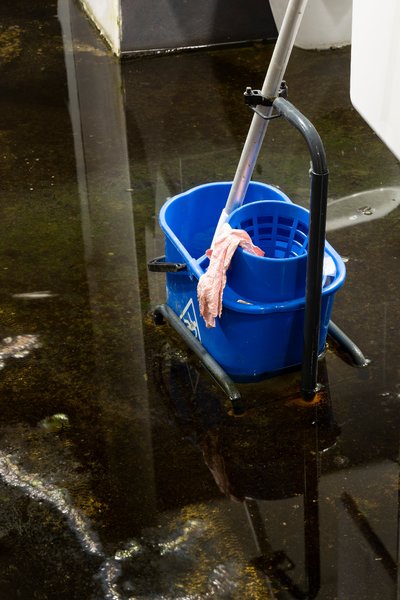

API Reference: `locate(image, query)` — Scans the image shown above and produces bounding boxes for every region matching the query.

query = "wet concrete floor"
[1,1,400,599]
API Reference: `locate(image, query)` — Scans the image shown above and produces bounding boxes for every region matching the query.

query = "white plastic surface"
[269,0,352,50]
[350,0,400,161]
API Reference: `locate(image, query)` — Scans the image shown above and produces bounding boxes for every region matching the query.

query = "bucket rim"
[159,181,293,227]
[159,181,293,279]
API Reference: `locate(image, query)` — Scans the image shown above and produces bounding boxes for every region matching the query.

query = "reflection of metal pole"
[303,431,321,599]
[244,500,279,599]
[59,0,157,529]
[243,429,322,599]
[245,496,312,599]
[341,492,397,583]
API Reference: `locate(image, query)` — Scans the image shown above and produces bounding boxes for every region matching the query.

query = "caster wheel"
[153,309,165,326]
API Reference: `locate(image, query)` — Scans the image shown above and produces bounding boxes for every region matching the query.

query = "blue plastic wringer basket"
[158,181,345,381]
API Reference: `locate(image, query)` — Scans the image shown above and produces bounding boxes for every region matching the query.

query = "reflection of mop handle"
[211,0,309,246]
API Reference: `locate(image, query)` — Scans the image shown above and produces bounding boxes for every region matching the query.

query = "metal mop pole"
[212,0,309,245]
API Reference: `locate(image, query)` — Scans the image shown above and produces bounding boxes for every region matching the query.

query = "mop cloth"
[197,223,264,328]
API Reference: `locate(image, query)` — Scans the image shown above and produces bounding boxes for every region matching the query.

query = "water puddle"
[1,0,400,598]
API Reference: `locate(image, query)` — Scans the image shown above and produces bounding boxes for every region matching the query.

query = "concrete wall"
[79,0,121,53]
[77,0,277,57]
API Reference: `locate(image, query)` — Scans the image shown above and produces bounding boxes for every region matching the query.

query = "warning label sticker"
[179,298,202,342]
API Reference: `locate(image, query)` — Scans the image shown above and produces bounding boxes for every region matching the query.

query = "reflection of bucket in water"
[227,201,310,303]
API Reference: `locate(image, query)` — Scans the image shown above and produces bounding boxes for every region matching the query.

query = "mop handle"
[211,0,309,246]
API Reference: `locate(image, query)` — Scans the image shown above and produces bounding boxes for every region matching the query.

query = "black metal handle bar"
[273,97,328,399]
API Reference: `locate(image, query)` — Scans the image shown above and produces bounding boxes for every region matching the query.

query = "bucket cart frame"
[149,93,367,414]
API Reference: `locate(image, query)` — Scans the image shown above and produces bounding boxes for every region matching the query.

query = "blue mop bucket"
[160,181,345,381]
